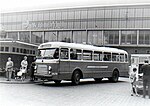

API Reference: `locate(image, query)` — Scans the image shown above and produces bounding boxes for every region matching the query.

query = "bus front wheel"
[72,71,81,85]
[108,70,119,82]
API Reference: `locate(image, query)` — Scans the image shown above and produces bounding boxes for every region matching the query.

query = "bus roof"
[0,40,38,47]
[131,54,150,57]
[38,42,128,54]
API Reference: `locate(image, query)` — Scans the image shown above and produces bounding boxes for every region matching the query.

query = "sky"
[1,0,150,12]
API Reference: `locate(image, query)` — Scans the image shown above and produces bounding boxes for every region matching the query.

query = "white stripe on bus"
[87,66,108,69]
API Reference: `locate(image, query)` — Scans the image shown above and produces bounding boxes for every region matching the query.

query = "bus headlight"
[34,66,37,70]
[49,66,52,71]
[34,66,37,73]
[48,66,52,74]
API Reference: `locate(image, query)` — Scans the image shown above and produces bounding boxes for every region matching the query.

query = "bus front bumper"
[34,73,53,79]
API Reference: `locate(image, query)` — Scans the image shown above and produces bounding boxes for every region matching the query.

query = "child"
[129,68,139,96]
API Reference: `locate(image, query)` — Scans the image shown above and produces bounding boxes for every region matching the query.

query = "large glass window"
[96,9,105,18]
[139,31,150,45]
[68,11,74,19]
[50,12,56,20]
[62,11,68,20]
[105,9,112,18]
[7,32,18,40]
[121,31,137,45]
[56,12,61,20]
[111,9,119,18]
[58,31,72,42]
[73,31,86,44]
[88,31,103,45]
[143,8,150,17]
[43,12,50,20]
[31,32,44,44]
[19,32,30,43]
[104,31,119,45]
[44,31,57,42]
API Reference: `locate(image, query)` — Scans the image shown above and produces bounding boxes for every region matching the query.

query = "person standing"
[141,60,150,98]
[30,57,36,81]
[129,68,139,96]
[21,56,28,80]
[6,57,14,81]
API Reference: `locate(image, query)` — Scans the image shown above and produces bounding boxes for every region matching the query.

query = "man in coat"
[141,60,150,98]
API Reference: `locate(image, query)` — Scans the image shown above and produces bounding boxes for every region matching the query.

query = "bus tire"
[109,70,119,82]
[72,71,81,85]
[54,80,61,84]
[94,78,103,82]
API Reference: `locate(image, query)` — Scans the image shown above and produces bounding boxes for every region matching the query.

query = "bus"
[34,42,129,85]
[0,39,38,72]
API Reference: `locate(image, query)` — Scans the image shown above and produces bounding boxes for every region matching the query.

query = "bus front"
[34,44,60,82]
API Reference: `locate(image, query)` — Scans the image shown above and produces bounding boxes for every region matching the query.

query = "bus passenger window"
[125,54,128,62]
[103,52,111,61]
[83,50,92,60]
[12,47,15,52]
[112,53,119,61]
[0,47,4,51]
[60,48,68,59]
[76,50,82,60]
[120,54,124,62]
[5,47,9,52]
[94,51,102,61]
[16,48,19,53]
[70,49,77,60]
[54,48,59,59]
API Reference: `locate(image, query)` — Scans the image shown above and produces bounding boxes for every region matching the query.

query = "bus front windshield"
[37,48,59,59]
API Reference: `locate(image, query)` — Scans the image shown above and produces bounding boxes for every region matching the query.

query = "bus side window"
[60,48,68,59]
[120,54,124,62]
[70,49,77,60]
[103,52,111,61]
[76,50,82,60]
[125,54,128,62]
[54,48,59,59]
[94,51,102,61]
[112,53,119,61]
[83,50,92,60]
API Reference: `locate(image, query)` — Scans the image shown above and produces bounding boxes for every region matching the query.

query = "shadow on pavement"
[35,79,127,87]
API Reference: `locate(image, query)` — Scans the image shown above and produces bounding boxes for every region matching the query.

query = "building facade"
[1,4,150,56]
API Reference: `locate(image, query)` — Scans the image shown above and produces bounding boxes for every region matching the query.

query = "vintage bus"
[0,39,38,72]
[34,42,129,85]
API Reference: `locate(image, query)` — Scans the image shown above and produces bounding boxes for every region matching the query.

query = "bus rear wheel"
[108,70,119,82]
[72,71,81,85]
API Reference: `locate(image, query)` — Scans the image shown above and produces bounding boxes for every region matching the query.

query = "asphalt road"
[0,77,150,106]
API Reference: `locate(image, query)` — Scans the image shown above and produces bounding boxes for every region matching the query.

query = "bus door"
[59,48,70,79]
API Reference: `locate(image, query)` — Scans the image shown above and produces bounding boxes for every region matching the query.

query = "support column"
[137,30,139,46]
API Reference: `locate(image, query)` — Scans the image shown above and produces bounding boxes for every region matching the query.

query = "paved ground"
[0,77,150,106]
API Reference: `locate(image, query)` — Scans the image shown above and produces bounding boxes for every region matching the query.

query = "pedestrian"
[30,57,36,81]
[129,68,139,96]
[5,57,14,81]
[141,60,150,99]
[20,56,28,80]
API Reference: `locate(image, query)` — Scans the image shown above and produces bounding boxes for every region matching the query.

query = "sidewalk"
[0,76,33,84]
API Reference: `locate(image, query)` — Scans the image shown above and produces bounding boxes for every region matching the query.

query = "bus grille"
[37,65,48,74]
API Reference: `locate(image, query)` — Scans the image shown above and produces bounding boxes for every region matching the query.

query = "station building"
[1,4,150,56]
